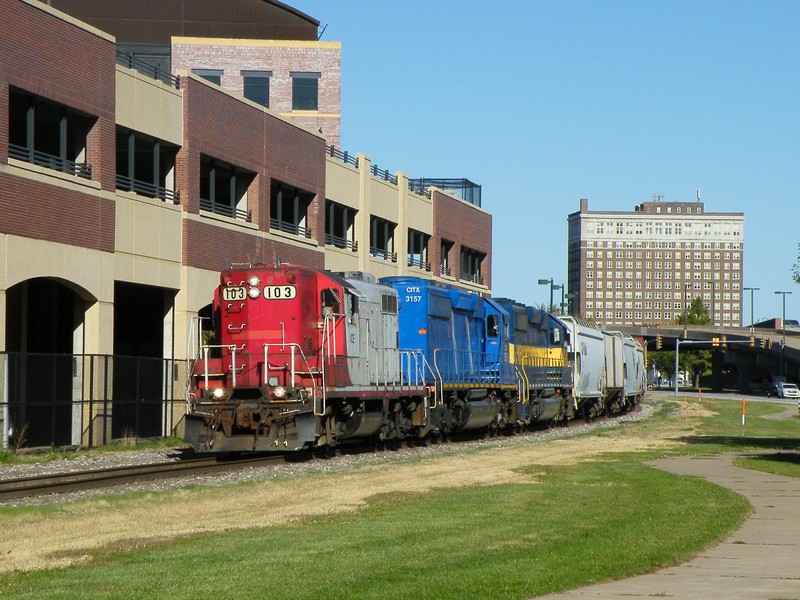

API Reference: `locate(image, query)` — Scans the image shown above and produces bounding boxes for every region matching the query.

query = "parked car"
[768,382,800,399]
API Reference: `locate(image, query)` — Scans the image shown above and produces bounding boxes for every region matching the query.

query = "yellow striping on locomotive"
[509,343,567,367]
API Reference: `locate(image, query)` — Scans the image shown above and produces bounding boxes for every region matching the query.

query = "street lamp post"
[537,278,561,313]
[743,286,759,328]
[563,292,576,315]
[775,290,792,376]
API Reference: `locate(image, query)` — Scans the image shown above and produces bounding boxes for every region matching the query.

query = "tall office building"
[567,196,744,328]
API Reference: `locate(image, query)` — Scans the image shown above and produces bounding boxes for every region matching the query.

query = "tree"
[674,297,712,387]
[675,297,711,326]
[792,244,800,284]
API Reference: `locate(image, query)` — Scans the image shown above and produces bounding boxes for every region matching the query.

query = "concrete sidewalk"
[537,453,800,599]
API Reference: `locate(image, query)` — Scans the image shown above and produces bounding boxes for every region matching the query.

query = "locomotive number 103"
[222,285,297,301]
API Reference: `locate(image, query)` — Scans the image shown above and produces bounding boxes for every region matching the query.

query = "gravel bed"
[1,404,654,508]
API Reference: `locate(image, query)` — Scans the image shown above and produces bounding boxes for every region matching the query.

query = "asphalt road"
[648,388,798,407]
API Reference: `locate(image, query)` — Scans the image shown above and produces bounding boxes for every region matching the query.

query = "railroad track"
[0,454,288,503]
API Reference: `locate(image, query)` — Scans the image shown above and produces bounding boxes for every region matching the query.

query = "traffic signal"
[656,334,662,350]
[760,338,766,348]
[712,337,719,347]
[768,339,773,349]
[721,335,727,348]
[750,335,755,347]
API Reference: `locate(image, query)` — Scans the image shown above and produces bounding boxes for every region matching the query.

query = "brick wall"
[0,1,116,250]
[182,219,324,273]
[431,192,493,289]
[172,40,341,147]
[179,76,327,270]
[0,173,115,252]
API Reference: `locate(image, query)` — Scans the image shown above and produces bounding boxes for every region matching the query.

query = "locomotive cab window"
[321,288,340,316]
[487,314,500,338]
[551,328,562,345]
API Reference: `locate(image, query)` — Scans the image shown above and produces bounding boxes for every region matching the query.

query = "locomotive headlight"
[248,286,260,299]
[272,386,287,399]
[248,275,261,287]
[212,387,226,399]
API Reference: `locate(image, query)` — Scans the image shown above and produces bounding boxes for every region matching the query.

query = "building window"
[325,200,357,250]
[8,88,94,179]
[407,229,431,270]
[116,129,179,203]
[460,246,486,285]
[192,69,223,85]
[271,181,314,237]
[440,240,454,276]
[242,71,271,107]
[370,216,397,261]
[291,72,320,111]
[199,156,254,222]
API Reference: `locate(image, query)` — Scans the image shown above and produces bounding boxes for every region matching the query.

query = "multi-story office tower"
[567,197,744,328]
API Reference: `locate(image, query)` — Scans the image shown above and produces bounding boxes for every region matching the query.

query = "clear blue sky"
[290,0,799,322]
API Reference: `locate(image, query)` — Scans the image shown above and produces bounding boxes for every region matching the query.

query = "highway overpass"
[615,324,800,394]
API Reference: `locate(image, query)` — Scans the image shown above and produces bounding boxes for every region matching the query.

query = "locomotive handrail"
[261,343,321,414]
[514,363,529,405]
[199,344,239,391]
[227,323,246,333]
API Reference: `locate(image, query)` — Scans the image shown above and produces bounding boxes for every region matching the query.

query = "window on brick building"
[460,246,486,285]
[291,72,320,111]
[242,71,271,107]
[325,200,357,250]
[116,128,179,203]
[192,69,223,85]
[199,155,254,222]
[440,239,454,277]
[370,216,397,262]
[8,88,94,179]
[271,180,314,237]
[407,229,431,270]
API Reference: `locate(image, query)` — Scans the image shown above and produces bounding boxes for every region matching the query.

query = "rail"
[370,247,397,262]
[116,175,180,203]
[324,233,358,251]
[270,219,312,238]
[200,197,252,222]
[370,164,398,184]
[327,145,358,168]
[460,272,484,285]
[407,257,431,271]
[115,49,180,88]
[8,144,92,179]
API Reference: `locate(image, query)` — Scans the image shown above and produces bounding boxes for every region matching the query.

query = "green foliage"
[675,297,711,325]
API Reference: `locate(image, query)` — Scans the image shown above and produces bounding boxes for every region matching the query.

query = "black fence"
[0,353,188,450]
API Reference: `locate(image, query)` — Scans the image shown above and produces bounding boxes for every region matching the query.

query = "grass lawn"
[0,396,797,599]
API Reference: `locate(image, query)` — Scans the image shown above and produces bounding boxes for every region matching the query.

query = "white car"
[775,382,800,399]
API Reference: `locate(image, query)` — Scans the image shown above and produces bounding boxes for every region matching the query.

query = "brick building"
[567,197,744,328]
[0,0,491,448]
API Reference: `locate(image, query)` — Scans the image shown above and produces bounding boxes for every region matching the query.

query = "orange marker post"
[741,397,746,427]
[698,387,702,403]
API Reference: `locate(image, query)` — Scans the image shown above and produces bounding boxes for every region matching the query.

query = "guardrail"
[115,49,180,88]
[9,144,92,179]
[200,197,252,222]
[270,219,312,238]
[116,175,179,203]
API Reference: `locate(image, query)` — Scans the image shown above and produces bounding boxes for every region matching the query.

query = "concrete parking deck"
[538,452,800,599]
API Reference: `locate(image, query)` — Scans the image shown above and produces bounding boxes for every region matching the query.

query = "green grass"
[0,460,748,600]
[733,453,800,478]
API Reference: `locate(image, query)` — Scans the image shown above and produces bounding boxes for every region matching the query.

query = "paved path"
[538,453,800,599]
